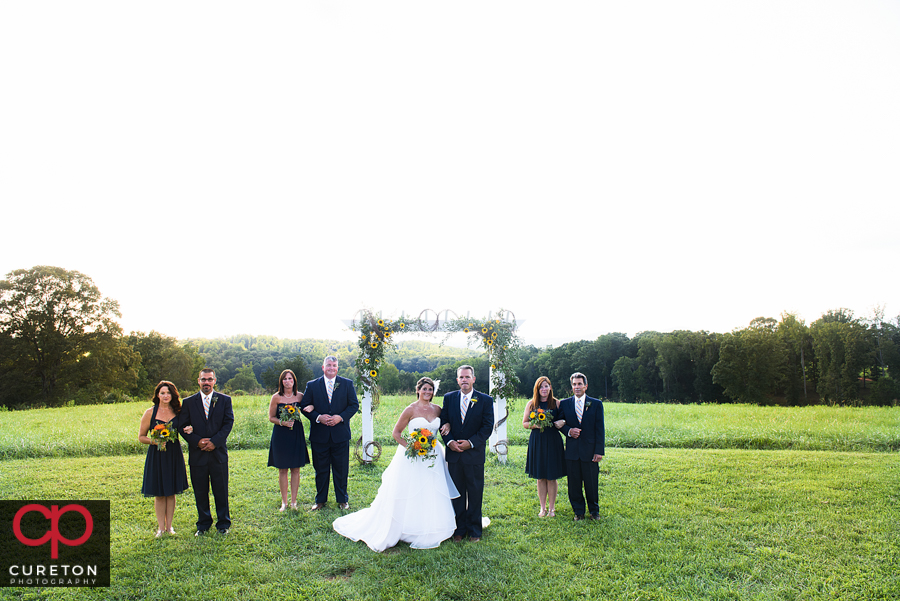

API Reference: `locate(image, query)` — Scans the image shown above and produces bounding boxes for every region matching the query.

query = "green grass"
[2,397,898,459]
[0,447,897,600]
[1,399,898,600]
[603,403,900,451]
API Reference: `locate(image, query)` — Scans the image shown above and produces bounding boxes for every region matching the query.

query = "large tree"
[126,331,201,397]
[0,266,134,408]
[810,309,869,404]
[225,362,261,393]
[776,313,812,405]
[573,333,630,399]
[711,317,783,404]
[611,356,641,401]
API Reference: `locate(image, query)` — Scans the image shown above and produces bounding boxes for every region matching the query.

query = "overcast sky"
[2,1,898,348]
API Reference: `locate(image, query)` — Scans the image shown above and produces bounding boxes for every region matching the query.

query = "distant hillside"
[387,339,481,372]
[181,335,481,390]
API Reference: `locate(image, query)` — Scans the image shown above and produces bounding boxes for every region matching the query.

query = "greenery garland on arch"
[349,308,521,404]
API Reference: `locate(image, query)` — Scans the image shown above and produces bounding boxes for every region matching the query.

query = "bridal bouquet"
[528,407,552,430]
[278,404,300,429]
[148,421,176,451]
[403,427,437,463]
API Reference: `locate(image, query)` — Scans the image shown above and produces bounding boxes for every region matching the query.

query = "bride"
[333,377,459,552]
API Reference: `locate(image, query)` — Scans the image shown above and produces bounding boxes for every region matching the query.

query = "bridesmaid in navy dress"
[139,380,190,537]
[267,369,310,510]
[522,376,566,517]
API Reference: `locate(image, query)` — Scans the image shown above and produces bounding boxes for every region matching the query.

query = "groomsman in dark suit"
[440,365,494,542]
[301,356,359,510]
[179,368,234,535]
[556,372,605,521]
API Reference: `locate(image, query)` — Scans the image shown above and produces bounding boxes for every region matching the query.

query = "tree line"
[1,266,897,409]
[513,309,899,406]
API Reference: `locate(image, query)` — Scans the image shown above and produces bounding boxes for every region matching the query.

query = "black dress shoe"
[217,528,229,535]
[590,514,600,521]
[573,515,584,521]
[452,535,464,542]
[194,530,209,536]
[309,503,326,511]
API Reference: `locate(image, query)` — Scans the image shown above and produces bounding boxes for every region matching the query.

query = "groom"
[301,355,359,510]
[440,365,494,542]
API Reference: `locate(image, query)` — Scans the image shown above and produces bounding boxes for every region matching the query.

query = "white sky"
[2,1,898,348]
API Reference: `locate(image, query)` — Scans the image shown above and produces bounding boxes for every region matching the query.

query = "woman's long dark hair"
[152,380,182,414]
[278,369,298,396]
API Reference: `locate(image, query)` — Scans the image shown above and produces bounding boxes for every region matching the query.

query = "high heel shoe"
[279,503,288,512]
[538,509,548,517]
[548,509,556,517]
[290,502,298,511]
[155,529,163,538]
[167,527,176,535]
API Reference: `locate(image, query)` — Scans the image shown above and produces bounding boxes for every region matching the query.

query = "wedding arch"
[344,309,522,464]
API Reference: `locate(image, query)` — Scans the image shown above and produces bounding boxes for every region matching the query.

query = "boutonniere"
[334,382,340,390]
[210,395,218,409]
[469,396,478,405]
[584,399,593,410]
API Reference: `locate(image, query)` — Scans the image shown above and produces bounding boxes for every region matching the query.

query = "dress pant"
[566,458,600,516]
[190,460,231,531]
[312,440,350,504]
[448,461,485,538]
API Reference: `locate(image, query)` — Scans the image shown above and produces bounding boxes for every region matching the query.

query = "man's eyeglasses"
[199,378,215,382]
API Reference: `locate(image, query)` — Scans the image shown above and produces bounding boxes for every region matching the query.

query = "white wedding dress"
[332,417,459,552]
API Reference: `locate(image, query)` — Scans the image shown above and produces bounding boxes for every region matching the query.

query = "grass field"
[2,396,899,459]
[0,398,898,600]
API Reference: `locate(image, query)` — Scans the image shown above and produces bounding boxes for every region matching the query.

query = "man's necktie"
[460,395,469,422]
[203,395,211,418]
[326,379,334,403]
[575,399,583,423]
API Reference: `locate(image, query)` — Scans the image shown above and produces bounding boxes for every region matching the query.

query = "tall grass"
[2,396,898,459]
[604,403,900,451]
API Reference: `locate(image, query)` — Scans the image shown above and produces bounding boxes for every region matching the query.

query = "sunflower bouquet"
[278,403,300,429]
[403,427,438,464]
[148,420,177,451]
[528,407,553,431]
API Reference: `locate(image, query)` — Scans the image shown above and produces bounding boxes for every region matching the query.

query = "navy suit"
[301,376,359,504]
[179,391,234,532]
[440,389,494,538]
[557,395,605,517]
